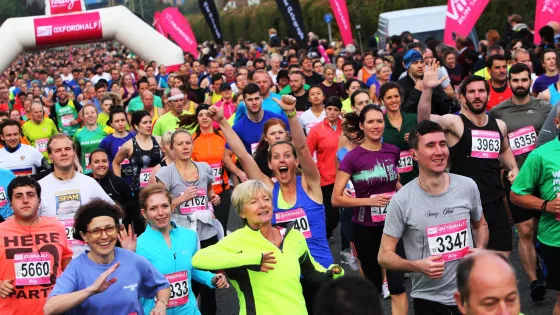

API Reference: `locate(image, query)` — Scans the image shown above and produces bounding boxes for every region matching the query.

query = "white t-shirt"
[268,70,278,85]
[0,144,44,176]
[91,73,111,84]
[39,172,115,257]
[299,109,326,135]
[60,74,74,82]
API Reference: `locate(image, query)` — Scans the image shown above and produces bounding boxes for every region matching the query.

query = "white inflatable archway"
[0,6,185,73]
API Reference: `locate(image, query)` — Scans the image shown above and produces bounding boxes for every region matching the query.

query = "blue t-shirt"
[228,110,289,153]
[533,74,559,95]
[137,222,215,315]
[99,132,136,185]
[49,247,169,315]
[0,168,16,219]
[233,92,285,123]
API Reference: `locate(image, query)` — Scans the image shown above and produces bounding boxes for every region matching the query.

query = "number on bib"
[508,126,537,156]
[61,114,73,127]
[139,167,153,187]
[14,253,52,286]
[0,187,7,207]
[397,150,413,173]
[370,192,395,223]
[60,218,85,246]
[209,163,223,185]
[274,208,312,238]
[426,219,470,262]
[179,188,207,214]
[164,271,189,307]
[471,130,500,159]
[35,138,49,153]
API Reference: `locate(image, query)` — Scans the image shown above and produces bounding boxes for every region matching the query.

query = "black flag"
[198,0,224,45]
[275,0,307,48]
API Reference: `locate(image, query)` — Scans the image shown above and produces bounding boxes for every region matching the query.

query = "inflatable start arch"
[0,2,185,72]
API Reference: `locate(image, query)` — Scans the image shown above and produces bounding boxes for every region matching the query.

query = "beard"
[466,98,487,114]
[512,86,530,98]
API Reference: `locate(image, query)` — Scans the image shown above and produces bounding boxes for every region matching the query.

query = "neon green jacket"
[192,223,343,315]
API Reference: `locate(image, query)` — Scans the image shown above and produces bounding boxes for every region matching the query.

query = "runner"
[379,120,489,315]
[234,70,283,122]
[418,62,519,255]
[0,176,72,315]
[49,85,82,137]
[299,86,326,135]
[22,101,58,160]
[341,79,362,114]
[307,96,342,241]
[192,180,343,315]
[252,118,290,178]
[98,107,135,185]
[381,82,419,185]
[112,110,162,198]
[490,63,551,301]
[0,119,50,176]
[136,184,229,315]
[44,199,170,315]
[39,134,114,257]
[96,95,113,132]
[88,149,141,237]
[320,64,344,99]
[332,104,407,314]
[510,106,560,315]
[152,88,193,136]
[73,104,109,175]
[0,168,15,220]
[154,129,223,315]
[147,131,175,186]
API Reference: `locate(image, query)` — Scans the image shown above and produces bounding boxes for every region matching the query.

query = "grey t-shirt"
[383,174,483,305]
[156,161,218,240]
[537,103,559,148]
[491,96,551,167]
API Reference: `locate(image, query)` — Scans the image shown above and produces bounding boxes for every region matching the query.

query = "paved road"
[214,207,555,314]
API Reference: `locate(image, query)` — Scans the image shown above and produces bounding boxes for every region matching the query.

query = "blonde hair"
[376,63,390,72]
[324,63,337,73]
[162,130,174,147]
[231,180,272,223]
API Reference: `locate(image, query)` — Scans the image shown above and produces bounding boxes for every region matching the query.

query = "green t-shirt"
[152,111,193,136]
[280,84,310,95]
[383,111,419,185]
[511,138,560,247]
[55,100,80,137]
[73,125,109,175]
[127,95,163,112]
[22,118,58,160]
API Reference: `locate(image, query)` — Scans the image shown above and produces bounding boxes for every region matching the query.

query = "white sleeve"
[31,147,45,167]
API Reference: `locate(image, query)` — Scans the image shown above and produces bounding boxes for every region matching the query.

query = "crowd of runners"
[0,11,560,315]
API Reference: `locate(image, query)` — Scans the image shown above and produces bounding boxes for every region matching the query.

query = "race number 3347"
[14,252,51,286]
[426,219,469,262]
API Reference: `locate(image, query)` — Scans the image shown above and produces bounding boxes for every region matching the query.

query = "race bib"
[397,150,413,173]
[118,146,130,165]
[180,188,207,214]
[275,208,311,238]
[139,167,153,187]
[370,191,396,223]
[14,253,51,286]
[471,130,500,159]
[165,271,189,307]
[85,153,91,172]
[250,143,258,154]
[35,138,49,153]
[508,126,537,156]
[60,218,85,247]
[210,162,223,185]
[61,114,73,127]
[346,180,356,197]
[0,187,7,207]
[426,219,470,262]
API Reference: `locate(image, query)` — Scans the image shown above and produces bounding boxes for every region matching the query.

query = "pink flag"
[153,11,168,38]
[329,0,353,46]
[534,0,560,44]
[159,7,199,58]
[444,0,490,46]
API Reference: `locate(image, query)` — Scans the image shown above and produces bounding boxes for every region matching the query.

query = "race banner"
[444,0,490,46]
[153,11,168,38]
[160,7,199,58]
[275,0,307,48]
[198,0,224,45]
[534,0,560,43]
[328,0,353,46]
[45,0,85,15]
[34,11,102,48]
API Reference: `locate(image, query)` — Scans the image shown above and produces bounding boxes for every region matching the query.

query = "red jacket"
[307,118,342,186]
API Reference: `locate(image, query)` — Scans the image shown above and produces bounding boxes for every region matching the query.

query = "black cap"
[325,96,342,110]
[219,82,232,91]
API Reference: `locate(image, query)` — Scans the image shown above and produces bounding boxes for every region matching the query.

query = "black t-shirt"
[290,90,312,112]
[320,82,345,99]
[187,87,206,104]
[304,71,323,86]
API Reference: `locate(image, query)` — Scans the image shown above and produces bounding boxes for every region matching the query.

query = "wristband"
[542,200,549,213]
[287,110,297,118]
[156,299,168,307]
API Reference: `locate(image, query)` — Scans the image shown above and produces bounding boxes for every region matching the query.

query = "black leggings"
[351,223,406,294]
[214,188,232,234]
[192,235,219,315]
[413,298,461,315]
[321,184,339,239]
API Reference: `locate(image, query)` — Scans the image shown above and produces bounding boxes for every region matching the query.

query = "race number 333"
[426,219,470,262]
[14,252,51,286]
[471,130,500,159]
[275,208,312,238]
[164,271,189,307]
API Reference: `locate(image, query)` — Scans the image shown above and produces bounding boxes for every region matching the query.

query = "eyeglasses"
[86,225,118,239]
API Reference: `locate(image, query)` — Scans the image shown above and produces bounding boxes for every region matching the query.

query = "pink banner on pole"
[534,0,560,44]
[160,7,199,58]
[153,12,168,38]
[444,0,490,46]
[329,0,353,46]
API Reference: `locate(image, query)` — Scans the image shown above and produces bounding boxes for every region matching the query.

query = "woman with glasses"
[44,199,170,315]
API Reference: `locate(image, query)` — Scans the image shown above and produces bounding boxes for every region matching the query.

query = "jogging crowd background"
[0,10,560,315]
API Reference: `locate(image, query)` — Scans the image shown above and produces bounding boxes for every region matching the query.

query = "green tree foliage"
[0,0,28,25]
